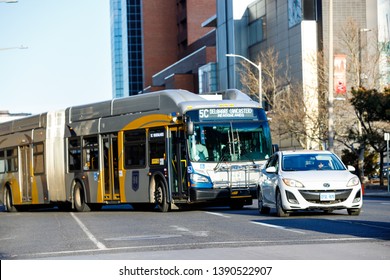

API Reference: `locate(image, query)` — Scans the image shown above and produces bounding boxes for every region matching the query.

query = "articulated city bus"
[0,89,274,212]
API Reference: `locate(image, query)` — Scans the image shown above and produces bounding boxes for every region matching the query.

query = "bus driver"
[194,139,209,161]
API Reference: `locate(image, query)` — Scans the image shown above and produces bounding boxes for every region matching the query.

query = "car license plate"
[320,193,335,201]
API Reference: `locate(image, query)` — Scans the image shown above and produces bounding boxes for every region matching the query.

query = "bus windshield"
[188,122,272,162]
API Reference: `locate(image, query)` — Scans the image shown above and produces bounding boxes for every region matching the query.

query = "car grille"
[298,189,352,204]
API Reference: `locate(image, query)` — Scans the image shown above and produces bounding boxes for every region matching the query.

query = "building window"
[288,0,302,28]
[248,16,266,46]
[248,0,266,23]
[199,63,218,93]
[303,0,317,21]
[127,0,143,95]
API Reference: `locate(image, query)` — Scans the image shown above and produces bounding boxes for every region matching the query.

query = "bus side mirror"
[187,121,194,135]
[272,144,279,153]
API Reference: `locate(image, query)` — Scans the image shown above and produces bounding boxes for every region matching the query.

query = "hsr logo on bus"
[132,171,139,191]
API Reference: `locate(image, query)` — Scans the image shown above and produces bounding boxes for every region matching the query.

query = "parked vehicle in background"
[258,150,363,217]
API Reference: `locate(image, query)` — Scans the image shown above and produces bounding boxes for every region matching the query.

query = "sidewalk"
[363,184,390,198]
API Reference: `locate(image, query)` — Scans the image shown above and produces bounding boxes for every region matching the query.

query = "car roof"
[278,150,333,156]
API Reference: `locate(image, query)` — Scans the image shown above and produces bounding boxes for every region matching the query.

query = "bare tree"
[339,18,382,89]
[334,18,389,181]
[236,47,325,149]
[234,18,387,157]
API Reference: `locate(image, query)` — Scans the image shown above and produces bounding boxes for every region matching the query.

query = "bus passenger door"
[102,134,120,201]
[20,145,32,202]
[169,128,188,199]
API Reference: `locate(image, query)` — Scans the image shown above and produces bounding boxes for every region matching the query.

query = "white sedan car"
[258,150,363,217]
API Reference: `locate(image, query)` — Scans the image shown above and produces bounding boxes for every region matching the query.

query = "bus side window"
[124,130,146,168]
[83,136,99,171]
[6,148,18,172]
[149,128,165,165]
[33,143,45,175]
[0,150,5,173]
[68,137,81,172]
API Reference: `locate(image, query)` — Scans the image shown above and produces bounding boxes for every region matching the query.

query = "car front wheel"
[276,189,289,217]
[347,208,361,216]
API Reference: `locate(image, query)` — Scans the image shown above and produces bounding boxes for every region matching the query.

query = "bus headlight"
[190,173,210,183]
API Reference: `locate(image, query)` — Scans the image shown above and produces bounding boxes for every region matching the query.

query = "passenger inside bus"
[194,139,209,161]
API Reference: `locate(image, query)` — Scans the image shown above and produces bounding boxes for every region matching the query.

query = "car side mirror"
[347,165,356,172]
[265,166,277,173]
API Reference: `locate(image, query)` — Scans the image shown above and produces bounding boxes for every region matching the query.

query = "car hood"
[279,170,358,188]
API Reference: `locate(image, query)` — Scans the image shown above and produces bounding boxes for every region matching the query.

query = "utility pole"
[328,0,334,152]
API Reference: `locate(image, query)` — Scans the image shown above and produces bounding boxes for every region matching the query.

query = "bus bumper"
[189,187,255,204]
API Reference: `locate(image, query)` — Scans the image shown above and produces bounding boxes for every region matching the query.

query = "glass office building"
[110,0,143,98]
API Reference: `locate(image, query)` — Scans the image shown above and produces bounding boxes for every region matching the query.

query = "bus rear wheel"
[73,183,90,212]
[4,187,17,212]
[154,180,169,212]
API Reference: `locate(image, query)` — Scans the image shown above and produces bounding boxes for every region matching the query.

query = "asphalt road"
[0,196,389,260]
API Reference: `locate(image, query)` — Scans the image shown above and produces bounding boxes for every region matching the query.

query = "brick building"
[110,0,216,97]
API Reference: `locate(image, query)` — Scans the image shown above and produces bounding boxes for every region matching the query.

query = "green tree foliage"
[349,87,390,186]
[350,87,390,122]
[341,148,379,179]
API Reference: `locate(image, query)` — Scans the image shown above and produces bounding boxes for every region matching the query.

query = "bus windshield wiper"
[214,152,229,171]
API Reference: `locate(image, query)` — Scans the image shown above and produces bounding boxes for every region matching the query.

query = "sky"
[233,0,256,19]
[0,0,112,115]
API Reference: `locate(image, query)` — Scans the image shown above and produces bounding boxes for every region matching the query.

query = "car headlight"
[347,176,360,187]
[190,173,210,183]
[282,178,304,188]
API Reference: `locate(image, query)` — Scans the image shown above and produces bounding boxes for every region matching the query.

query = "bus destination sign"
[199,108,255,120]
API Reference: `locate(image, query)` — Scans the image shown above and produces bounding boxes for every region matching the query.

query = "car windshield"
[282,153,346,171]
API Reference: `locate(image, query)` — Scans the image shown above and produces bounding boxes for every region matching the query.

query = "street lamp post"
[358,28,371,87]
[226,53,262,107]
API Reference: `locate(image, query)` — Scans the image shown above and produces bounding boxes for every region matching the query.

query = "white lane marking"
[170,225,209,237]
[70,212,106,250]
[251,221,306,234]
[105,235,181,241]
[0,237,15,241]
[171,225,191,232]
[205,211,231,218]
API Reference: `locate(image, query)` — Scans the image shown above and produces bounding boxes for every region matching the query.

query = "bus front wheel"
[154,180,169,212]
